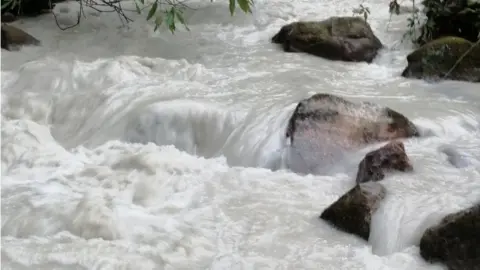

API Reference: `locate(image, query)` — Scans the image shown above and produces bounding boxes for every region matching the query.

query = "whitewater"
[1,0,479,269]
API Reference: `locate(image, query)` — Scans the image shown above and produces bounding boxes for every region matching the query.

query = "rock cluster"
[271,6,479,83]
[285,93,418,240]
[282,94,479,269]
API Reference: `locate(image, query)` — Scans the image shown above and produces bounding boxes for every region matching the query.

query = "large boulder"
[401,36,480,82]
[419,203,480,270]
[1,24,41,51]
[285,93,420,174]
[319,182,387,241]
[271,16,384,63]
[356,141,413,184]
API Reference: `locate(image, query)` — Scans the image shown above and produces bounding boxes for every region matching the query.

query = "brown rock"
[355,141,413,184]
[284,93,419,174]
[1,24,40,51]
[319,182,387,240]
[271,16,384,63]
[286,94,420,146]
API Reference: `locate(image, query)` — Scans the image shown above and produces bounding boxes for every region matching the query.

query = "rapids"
[1,0,479,269]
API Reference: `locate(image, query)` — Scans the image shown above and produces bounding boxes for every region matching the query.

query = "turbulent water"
[1,0,480,269]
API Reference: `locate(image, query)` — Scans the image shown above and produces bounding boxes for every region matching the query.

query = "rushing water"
[1,0,480,269]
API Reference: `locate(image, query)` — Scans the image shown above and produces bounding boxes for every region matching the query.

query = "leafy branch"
[2,0,254,34]
[135,0,254,33]
[352,3,370,21]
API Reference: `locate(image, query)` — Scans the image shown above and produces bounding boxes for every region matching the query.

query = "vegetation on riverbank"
[1,0,254,33]
[1,0,479,82]
[2,0,477,44]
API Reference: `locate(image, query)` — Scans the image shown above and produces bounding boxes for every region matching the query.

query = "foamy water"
[1,0,480,269]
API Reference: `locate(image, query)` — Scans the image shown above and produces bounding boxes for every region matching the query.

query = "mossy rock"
[271,16,384,63]
[402,36,480,82]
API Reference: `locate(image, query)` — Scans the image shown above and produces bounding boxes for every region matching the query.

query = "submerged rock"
[284,93,419,174]
[356,141,413,184]
[419,203,480,270]
[401,36,480,82]
[1,24,41,51]
[319,182,386,240]
[271,16,383,63]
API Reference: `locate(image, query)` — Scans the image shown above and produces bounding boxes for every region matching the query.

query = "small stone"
[355,141,413,184]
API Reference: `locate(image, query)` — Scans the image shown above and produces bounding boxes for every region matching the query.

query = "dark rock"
[319,182,387,240]
[401,36,480,82]
[419,203,480,270]
[271,16,384,63]
[1,12,17,23]
[356,141,413,184]
[1,24,40,51]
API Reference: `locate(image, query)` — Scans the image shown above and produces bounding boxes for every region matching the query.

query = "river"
[1,0,479,269]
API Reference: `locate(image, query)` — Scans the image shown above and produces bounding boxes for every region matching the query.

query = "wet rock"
[319,182,386,240]
[1,24,41,51]
[285,93,419,174]
[1,12,17,23]
[286,93,419,148]
[356,141,413,184]
[271,16,383,63]
[419,203,480,270]
[401,36,480,82]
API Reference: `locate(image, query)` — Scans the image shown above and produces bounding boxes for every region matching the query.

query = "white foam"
[2,0,480,268]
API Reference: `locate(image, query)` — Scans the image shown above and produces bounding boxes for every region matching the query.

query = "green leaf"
[237,0,251,13]
[175,8,189,30]
[140,0,144,4]
[166,8,176,34]
[146,1,157,21]
[2,0,13,10]
[229,0,235,15]
[154,13,163,32]
[134,1,141,14]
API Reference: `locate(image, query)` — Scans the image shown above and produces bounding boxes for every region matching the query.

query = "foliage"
[134,0,254,33]
[1,0,21,12]
[391,0,480,46]
[1,0,254,34]
[352,3,370,21]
